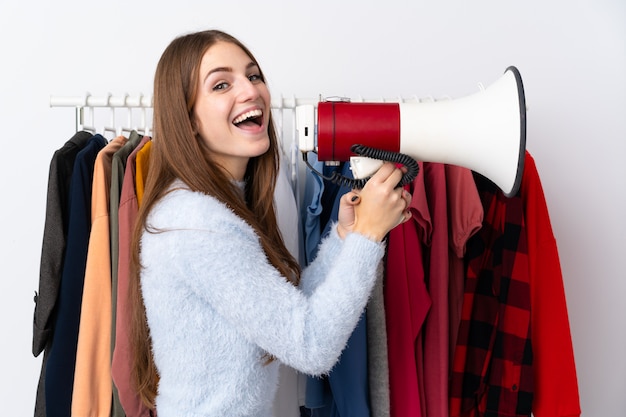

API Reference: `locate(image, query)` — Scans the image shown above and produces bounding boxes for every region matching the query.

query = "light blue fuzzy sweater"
[140,182,385,416]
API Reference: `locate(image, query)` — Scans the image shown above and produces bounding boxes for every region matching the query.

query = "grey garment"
[110,131,143,417]
[33,131,93,417]
[34,352,47,417]
[367,263,390,417]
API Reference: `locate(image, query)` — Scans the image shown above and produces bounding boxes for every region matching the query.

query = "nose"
[237,76,261,102]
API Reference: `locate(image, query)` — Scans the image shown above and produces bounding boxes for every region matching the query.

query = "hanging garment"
[44,134,107,417]
[366,262,390,417]
[273,157,306,417]
[72,136,128,416]
[110,131,144,417]
[111,135,154,417]
[444,165,483,366]
[520,153,580,417]
[384,161,432,417]
[302,159,372,417]
[450,164,533,417]
[421,162,450,417]
[135,139,152,206]
[33,130,93,417]
[302,158,390,417]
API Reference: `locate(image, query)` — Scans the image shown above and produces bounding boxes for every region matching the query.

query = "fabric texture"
[140,180,385,417]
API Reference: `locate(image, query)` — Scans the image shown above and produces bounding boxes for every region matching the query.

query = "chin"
[256,142,271,157]
[256,135,271,154]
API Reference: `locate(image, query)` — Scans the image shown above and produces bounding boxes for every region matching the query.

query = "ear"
[189,115,199,137]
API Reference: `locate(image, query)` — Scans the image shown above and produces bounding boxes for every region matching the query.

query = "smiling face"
[193,41,271,180]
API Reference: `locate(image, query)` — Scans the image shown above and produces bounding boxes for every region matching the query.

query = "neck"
[219,157,249,182]
[232,178,246,200]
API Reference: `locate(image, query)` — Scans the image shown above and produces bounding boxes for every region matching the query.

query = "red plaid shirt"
[450,169,533,417]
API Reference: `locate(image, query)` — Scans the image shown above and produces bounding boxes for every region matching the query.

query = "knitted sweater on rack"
[140,181,385,417]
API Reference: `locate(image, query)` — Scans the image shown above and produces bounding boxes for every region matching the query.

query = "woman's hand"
[337,162,412,242]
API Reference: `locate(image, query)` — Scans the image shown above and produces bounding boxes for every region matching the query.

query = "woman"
[129,29,412,416]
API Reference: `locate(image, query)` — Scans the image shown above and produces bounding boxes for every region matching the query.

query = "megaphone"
[296,66,526,197]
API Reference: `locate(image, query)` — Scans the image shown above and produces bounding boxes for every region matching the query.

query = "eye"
[248,73,264,83]
[212,81,229,91]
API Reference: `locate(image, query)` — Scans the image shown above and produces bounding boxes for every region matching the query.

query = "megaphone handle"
[350,144,419,188]
[302,145,420,190]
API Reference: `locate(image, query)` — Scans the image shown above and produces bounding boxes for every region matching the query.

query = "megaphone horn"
[297,66,527,197]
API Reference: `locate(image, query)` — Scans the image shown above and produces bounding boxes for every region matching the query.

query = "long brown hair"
[128,29,301,408]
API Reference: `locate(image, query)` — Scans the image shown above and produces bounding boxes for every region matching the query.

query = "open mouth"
[233,109,263,128]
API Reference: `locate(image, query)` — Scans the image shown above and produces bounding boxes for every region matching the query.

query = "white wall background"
[0,0,624,415]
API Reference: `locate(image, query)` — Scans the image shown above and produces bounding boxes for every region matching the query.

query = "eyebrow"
[204,62,259,83]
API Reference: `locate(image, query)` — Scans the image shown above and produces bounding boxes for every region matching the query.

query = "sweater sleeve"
[298,223,344,296]
[141,190,385,376]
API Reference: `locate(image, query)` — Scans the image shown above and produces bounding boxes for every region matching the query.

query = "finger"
[395,209,412,228]
[402,189,412,207]
[368,162,397,183]
[384,166,405,188]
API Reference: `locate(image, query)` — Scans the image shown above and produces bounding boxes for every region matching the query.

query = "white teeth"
[233,109,262,124]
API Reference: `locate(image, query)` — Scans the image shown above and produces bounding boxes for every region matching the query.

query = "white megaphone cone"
[297,66,527,197]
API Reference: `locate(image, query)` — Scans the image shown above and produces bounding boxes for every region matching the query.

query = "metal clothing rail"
[50,93,154,135]
[49,92,436,135]
[49,92,432,109]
